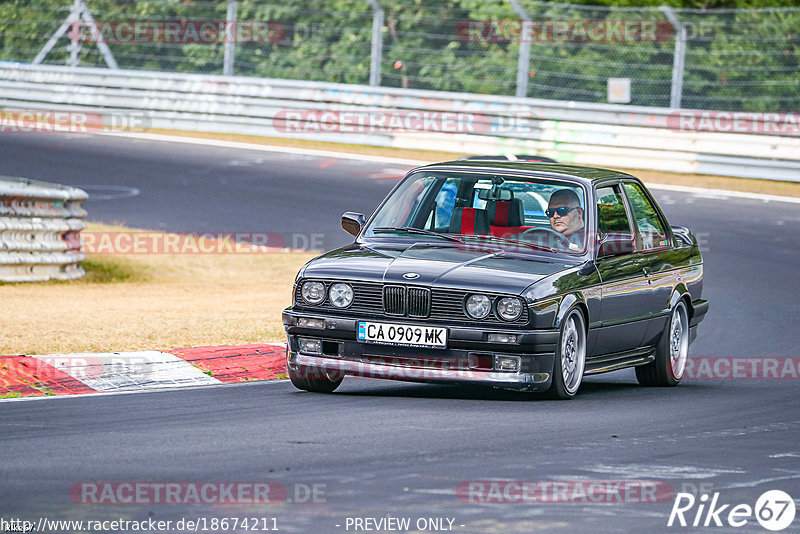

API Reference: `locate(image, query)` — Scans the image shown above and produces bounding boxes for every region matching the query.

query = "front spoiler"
[289,352,553,392]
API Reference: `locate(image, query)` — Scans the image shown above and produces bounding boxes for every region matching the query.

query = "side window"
[424,178,458,230]
[622,182,668,250]
[596,185,632,234]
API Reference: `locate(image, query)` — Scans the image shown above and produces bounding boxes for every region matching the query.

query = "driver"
[546,189,585,249]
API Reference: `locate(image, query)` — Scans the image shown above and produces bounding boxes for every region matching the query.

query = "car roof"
[415,160,639,186]
[458,154,558,163]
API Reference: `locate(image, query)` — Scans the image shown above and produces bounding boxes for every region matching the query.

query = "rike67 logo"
[668,490,796,531]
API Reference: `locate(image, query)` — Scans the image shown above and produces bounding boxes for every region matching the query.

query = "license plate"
[357,321,447,349]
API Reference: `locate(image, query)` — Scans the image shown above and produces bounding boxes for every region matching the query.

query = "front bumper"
[690,299,709,328]
[289,353,552,390]
[283,307,558,391]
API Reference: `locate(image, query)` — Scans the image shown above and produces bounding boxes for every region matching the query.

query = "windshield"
[365,171,587,254]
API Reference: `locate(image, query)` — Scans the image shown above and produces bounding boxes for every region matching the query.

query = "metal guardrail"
[0,176,87,282]
[0,62,798,182]
[8,1,799,111]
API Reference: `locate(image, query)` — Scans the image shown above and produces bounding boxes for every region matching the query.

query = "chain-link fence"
[1,0,798,112]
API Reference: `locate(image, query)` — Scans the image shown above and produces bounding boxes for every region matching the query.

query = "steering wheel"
[518,227,573,249]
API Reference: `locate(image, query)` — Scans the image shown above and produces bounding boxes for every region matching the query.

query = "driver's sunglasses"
[546,206,578,218]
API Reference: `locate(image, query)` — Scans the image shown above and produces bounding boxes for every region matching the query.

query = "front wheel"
[546,309,587,400]
[636,300,689,387]
[288,363,343,393]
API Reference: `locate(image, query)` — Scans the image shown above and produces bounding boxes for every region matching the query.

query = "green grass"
[80,257,146,284]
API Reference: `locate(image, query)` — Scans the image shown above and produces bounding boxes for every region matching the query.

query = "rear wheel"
[636,300,689,387]
[288,363,343,393]
[546,309,586,400]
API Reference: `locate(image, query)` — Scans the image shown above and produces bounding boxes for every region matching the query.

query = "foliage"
[0,0,797,111]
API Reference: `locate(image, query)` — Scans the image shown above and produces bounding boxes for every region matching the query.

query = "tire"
[636,300,689,387]
[288,363,343,393]
[546,309,587,400]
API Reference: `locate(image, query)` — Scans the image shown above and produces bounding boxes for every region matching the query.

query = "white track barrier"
[0,62,798,182]
[0,176,87,282]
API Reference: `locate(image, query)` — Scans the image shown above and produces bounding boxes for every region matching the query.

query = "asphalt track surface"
[1,133,799,533]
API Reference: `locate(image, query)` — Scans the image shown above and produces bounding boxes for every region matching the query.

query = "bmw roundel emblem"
[403,272,420,280]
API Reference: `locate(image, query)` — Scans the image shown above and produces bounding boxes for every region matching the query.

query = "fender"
[668,283,691,315]
[554,293,588,330]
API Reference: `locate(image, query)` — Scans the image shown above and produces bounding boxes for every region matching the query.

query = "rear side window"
[623,182,668,250]
[596,185,632,234]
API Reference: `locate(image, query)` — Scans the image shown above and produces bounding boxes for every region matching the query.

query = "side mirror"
[341,212,366,237]
[598,233,635,258]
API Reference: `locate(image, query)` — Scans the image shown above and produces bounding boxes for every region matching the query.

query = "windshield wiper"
[456,233,560,254]
[372,226,466,243]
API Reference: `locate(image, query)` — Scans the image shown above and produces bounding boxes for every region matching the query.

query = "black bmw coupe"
[282,161,708,399]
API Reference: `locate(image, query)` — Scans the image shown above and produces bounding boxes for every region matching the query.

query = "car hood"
[300,242,578,295]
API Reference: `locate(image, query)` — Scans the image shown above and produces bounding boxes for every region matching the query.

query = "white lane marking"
[770,452,800,458]
[227,157,267,166]
[101,132,426,166]
[688,193,732,200]
[100,131,800,205]
[646,183,800,205]
[29,351,220,392]
[584,463,746,479]
[412,488,457,495]
[713,471,800,491]
[75,184,140,200]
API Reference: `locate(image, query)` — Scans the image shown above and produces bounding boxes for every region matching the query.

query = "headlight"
[465,294,492,319]
[328,283,354,308]
[301,281,326,304]
[497,297,524,321]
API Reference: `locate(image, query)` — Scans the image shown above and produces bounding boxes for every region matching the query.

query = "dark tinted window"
[596,185,632,234]
[623,182,668,250]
